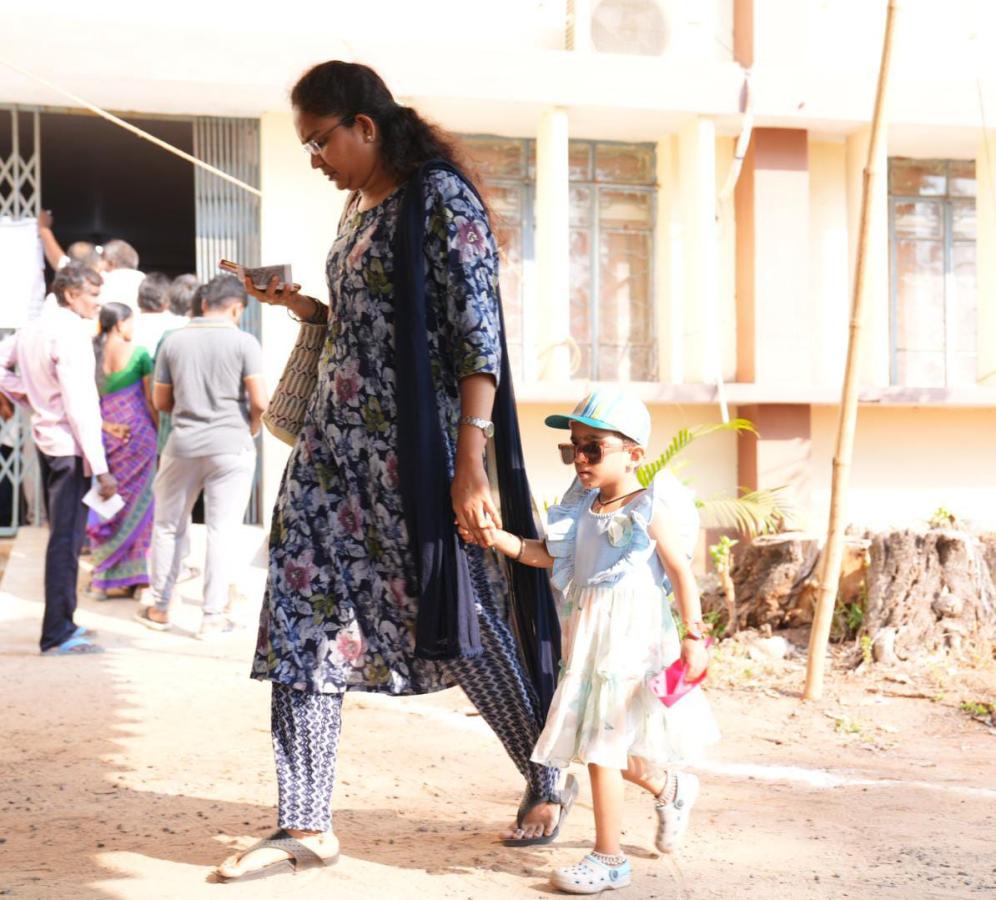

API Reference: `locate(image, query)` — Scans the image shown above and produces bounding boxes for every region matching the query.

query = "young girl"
[466,388,719,894]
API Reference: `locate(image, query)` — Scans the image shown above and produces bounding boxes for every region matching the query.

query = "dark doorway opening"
[39,112,195,278]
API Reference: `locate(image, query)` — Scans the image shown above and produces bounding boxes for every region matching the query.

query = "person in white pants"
[136,275,267,639]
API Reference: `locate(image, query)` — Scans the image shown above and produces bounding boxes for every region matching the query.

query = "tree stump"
[864,529,996,658]
[699,534,871,633]
[728,533,821,630]
[789,538,871,629]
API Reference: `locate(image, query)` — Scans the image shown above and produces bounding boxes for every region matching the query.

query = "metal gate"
[0,105,42,536]
[192,116,264,524]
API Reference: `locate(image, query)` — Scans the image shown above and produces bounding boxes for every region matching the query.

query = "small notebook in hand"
[83,486,125,522]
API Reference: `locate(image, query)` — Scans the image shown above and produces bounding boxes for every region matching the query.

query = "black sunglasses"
[558,440,628,465]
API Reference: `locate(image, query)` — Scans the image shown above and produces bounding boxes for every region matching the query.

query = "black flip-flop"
[502,774,579,847]
[215,829,339,883]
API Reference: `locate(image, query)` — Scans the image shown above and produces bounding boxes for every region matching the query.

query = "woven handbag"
[262,321,326,447]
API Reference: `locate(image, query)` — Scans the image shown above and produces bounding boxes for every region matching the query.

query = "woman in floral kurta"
[252,169,506,694]
[217,61,571,883]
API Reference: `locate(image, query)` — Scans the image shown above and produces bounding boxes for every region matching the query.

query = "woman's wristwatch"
[460,416,495,438]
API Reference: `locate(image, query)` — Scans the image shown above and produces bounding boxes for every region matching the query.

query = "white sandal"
[550,853,632,894]
[655,772,700,853]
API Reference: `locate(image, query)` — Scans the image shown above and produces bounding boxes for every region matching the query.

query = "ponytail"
[93,302,133,389]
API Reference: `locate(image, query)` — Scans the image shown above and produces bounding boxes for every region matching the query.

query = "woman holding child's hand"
[218,60,567,884]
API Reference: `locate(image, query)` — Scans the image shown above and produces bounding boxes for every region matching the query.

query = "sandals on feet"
[42,635,105,655]
[215,830,339,883]
[502,774,579,847]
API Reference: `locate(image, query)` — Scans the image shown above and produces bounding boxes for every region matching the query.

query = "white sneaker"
[654,772,700,853]
[550,854,631,894]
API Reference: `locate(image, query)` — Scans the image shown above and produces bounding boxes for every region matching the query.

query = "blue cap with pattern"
[544,388,651,447]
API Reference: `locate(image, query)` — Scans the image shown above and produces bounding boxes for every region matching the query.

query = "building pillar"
[655,135,682,382]
[534,107,571,380]
[733,0,754,67]
[737,404,813,528]
[977,136,996,385]
[678,117,719,384]
[845,125,890,386]
[735,127,810,383]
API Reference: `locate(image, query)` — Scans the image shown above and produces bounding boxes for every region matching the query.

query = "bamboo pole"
[804,0,899,701]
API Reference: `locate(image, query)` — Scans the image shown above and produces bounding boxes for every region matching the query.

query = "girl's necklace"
[593,487,643,512]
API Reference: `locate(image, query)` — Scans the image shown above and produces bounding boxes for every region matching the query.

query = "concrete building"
[2,0,995,546]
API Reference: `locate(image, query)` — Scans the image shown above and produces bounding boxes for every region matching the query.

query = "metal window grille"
[462,135,657,382]
[192,116,264,524]
[888,158,977,387]
[0,106,43,536]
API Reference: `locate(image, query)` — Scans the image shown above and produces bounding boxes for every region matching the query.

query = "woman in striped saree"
[87,302,158,599]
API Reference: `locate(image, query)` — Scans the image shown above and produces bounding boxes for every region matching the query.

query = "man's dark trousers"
[38,452,88,651]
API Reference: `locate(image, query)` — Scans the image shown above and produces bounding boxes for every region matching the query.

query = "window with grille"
[463,136,657,382]
[888,158,977,387]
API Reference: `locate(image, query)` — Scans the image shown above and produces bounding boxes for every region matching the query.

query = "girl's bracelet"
[683,620,707,640]
[514,536,526,562]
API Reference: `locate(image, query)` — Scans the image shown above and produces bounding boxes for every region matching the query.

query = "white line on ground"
[690,760,996,799]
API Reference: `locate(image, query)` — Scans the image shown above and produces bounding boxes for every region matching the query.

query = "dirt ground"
[1,526,994,900]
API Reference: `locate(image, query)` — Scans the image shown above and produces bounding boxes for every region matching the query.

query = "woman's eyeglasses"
[558,440,628,465]
[302,118,354,156]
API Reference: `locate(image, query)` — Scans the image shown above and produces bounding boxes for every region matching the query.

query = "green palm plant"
[636,418,794,538]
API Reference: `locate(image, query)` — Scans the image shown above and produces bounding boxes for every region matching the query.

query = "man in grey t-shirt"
[137,275,268,638]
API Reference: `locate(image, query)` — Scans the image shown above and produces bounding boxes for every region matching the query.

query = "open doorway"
[37,111,266,525]
[39,111,196,277]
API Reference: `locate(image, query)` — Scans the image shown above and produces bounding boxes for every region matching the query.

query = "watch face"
[484,422,495,438]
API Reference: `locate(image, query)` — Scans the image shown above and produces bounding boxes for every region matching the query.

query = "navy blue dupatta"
[392,160,561,717]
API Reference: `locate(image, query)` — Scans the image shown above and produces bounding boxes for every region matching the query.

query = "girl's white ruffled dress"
[531,472,720,775]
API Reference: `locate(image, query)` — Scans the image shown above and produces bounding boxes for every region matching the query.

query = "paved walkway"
[1,526,994,899]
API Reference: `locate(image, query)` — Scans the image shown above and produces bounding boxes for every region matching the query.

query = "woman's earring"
[365,134,373,143]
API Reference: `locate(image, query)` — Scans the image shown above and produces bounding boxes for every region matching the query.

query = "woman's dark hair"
[291,61,479,189]
[93,302,133,389]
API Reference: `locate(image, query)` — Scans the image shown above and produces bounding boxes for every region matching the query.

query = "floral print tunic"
[252,170,508,694]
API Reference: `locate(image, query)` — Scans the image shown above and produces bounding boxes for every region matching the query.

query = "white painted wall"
[810,405,996,532]
[808,140,850,387]
[257,111,346,522]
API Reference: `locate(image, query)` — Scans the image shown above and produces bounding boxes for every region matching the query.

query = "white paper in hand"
[83,486,125,522]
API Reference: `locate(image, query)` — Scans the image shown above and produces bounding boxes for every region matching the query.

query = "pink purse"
[647,640,713,708]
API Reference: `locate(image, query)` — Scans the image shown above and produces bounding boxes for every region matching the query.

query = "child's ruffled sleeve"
[646,470,700,559]
[543,477,587,592]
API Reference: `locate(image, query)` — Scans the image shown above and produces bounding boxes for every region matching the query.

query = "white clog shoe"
[654,771,700,853]
[550,853,632,894]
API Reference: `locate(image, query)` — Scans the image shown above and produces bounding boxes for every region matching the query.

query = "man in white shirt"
[0,263,118,654]
[98,239,145,313]
[133,272,177,355]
